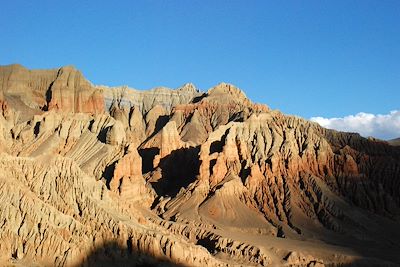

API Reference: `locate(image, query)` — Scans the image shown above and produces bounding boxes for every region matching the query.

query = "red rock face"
[0,64,105,114]
[1,65,400,267]
[46,66,105,113]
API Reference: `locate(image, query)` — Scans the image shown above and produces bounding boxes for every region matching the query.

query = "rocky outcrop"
[46,66,105,113]
[101,82,202,114]
[1,64,400,266]
[109,144,156,207]
[0,155,229,267]
[105,120,126,146]
[0,64,105,115]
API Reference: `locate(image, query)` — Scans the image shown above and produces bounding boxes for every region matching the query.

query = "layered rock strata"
[0,64,399,267]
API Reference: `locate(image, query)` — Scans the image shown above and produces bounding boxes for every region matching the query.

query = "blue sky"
[1,1,399,138]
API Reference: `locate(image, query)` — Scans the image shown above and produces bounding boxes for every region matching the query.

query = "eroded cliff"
[0,64,399,267]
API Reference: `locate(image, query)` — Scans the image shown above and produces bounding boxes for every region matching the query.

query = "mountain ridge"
[0,64,399,267]
[388,137,400,146]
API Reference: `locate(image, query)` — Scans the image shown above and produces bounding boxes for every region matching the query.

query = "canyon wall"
[0,64,399,267]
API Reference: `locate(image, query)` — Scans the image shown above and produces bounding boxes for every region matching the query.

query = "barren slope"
[0,64,399,267]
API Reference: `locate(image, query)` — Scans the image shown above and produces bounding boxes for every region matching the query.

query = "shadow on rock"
[152,146,200,198]
[73,240,186,267]
[139,147,160,173]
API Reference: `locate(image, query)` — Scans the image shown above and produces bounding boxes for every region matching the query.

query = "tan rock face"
[46,66,105,113]
[105,120,126,145]
[141,120,185,168]
[0,64,105,115]
[1,64,400,267]
[109,144,155,207]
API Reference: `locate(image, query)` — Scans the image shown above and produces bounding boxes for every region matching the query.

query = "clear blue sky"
[1,0,399,118]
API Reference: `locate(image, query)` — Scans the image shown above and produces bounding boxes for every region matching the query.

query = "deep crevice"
[151,146,200,198]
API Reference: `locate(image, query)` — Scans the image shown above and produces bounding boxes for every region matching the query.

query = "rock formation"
[0,64,399,267]
[0,64,104,116]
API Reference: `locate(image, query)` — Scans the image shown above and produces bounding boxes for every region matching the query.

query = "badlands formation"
[0,64,400,267]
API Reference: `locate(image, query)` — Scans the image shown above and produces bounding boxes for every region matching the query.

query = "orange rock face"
[109,144,155,207]
[47,66,105,113]
[0,64,105,115]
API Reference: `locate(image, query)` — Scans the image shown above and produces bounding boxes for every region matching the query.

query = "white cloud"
[310,110,400,140]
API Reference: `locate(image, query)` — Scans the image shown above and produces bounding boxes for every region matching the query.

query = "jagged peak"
[56,65,84,77]
[207,82,247,99]
[58,64,78,72]
[177,83,199,93]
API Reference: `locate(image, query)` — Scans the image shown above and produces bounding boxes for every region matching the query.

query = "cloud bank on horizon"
[310,110,400,140]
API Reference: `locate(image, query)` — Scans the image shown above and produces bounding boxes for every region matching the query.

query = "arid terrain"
[0,64,399,267]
